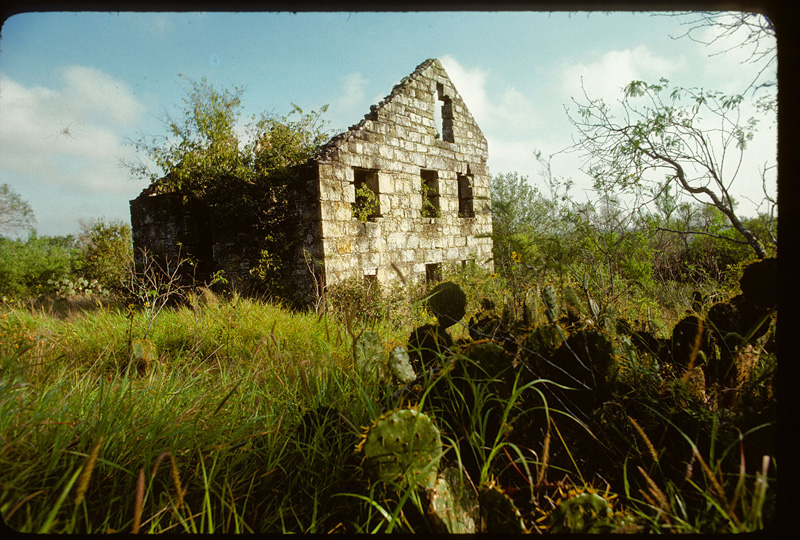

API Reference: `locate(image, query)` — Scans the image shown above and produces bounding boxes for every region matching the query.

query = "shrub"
[73,219,133,296]
[0,234,75,298]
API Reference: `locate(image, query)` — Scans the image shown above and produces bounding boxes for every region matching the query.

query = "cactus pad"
[407,323,453,372]
[549,491,614,533]
[542,284,558,323]
[359,408,442,489]
[427,467,479,533]
[355,329,385,377]
[427,281,467,329]
[478,484,525,533]
[739,257,777,309]
[388,345,416,383]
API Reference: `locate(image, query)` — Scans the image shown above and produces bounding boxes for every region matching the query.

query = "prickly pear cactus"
[563,286,583,325]
[669,314,713,372]
[427,281,467,329]
[739,257,777,309]
[427,467,479,533]
[355,329,385,377]
[548,491,614,533]
[523,286,540,326]
[523,324,563,359]
[478,484,525,533]
[358,408,442,489]
[407,323,453,373]
[457,341,516,396]
[388,345,416,383]
[542,284,558,324]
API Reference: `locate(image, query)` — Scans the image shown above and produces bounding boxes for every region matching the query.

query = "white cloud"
[441,55,540,139]
[439,55,490,123]
[331,72,370,123]
[0,67,149,234]
[560,45,684,106]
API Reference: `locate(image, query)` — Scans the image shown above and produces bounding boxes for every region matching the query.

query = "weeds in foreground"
[0,260,777,533]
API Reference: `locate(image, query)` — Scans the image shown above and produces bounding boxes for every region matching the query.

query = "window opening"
[352,168,381,221]
[436,83,454,143]
[420,169,440,218]
[426,263,442,284]
[458,175,474,218]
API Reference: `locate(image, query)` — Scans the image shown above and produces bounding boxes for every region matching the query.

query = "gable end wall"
[314,58,494,286]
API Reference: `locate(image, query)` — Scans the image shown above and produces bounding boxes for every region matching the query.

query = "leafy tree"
[73,218,133,295]
[127,76,328,194]
[125,76,330,292]
[0,184,36,237]
[490,171,556,276]
[567,78,771,259]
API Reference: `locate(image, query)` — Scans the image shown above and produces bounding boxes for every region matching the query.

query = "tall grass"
[0,261,777,533]
[0,294,390,533]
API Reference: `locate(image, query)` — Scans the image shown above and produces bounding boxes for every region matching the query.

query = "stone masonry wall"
[313,58,494,287]
[130,58,494,306]
[129,193,215,282]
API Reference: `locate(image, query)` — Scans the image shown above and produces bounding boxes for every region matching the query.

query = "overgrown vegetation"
[0,252,777,532]
[1,154,778,535]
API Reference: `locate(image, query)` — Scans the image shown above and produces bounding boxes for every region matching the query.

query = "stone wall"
[129,192,215,283]
[313,58,494,287]
[129,58,494,306]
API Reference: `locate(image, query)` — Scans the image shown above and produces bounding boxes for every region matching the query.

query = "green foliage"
[0,184,36,236]
[48,276,108,299]
[352,183,379,222]
[0,257,777,533]
[419,181,440,218]
[569,78,771,259]
[0,234,75,298]
[72,218,132,296]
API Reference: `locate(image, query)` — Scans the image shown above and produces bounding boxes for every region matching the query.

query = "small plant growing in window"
[420,182,441,218]
[353,183,379,222]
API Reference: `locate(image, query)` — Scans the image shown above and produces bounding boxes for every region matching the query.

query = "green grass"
[0,295,387,533]
[0,266,777,533]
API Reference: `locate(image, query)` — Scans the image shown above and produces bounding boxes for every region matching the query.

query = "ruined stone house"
[130,58,494,306]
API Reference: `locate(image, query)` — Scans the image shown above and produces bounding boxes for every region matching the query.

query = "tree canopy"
[126,75,330,201]
[0,183,36,237]
[566,78,770,259]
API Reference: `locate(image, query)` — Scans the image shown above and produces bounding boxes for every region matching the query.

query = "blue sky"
[0,10,777,236]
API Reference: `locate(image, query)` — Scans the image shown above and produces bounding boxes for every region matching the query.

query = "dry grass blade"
[691,445,740,527]
[132,468,145,534]
[691,445,727,503]
[628,415,658,463]
[5,490,46,521]
[151,451,186,507]
[637,466,668,512]
[536,422,551,486]
[74,435,104,505]
[170,454,186,507]
[390,262,407,285]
